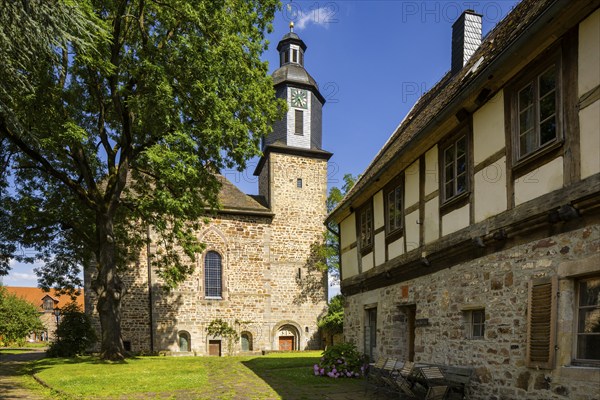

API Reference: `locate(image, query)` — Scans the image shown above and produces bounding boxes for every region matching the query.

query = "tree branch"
[0,117,96,210]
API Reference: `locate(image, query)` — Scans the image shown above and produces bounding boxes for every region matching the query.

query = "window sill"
[385,228,404,244]
[205,296,223,300]
[556,365,600,381]
[440,191,470,215]
[359,246,373,257]
[512,139,564,178]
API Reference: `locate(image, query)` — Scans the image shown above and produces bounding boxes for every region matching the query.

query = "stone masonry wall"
[87,152,329,354]
[261,152,329,348]
[344,224,600,400]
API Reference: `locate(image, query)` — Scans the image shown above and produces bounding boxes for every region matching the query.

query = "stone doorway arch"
[273,321,301,351]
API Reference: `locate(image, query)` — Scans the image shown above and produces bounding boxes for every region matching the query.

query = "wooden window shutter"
[526,276,557,369]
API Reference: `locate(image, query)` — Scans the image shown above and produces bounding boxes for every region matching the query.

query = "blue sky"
[3,1,519,292]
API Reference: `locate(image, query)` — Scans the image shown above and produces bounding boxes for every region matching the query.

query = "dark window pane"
[295,109,303,134]
[519,108,534,136]
[456,156,466,174]
[540,118,556,145]
[580,278,600,306]
[539,92,556,122]
[520,130,535,157]
[293,49,297,63]
[445,164,454,184]
[205,251,222,297]
[519,84,533,111]
[387,191,395,228]
[445,182,454,199]
[577,334,600,360]
[456,175,467,194]
[445,146,454,165]
[539,65,556,97]
[578,309,600,333]
[456,137,466,157]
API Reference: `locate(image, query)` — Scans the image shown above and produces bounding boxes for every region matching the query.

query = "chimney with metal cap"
[451,9,483,74]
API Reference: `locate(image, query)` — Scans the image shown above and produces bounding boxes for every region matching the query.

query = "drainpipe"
[147,225,155,353]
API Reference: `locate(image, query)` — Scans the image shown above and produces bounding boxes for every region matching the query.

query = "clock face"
[291,88,308,109]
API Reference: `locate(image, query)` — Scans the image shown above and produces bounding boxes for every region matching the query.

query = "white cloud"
[3,258,43,286]
[295,7,335,30]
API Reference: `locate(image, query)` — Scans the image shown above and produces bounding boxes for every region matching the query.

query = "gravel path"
[0,350,47,400]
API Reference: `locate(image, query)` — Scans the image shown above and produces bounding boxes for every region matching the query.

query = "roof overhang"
[326,0,598,225]
[254,143,333,177]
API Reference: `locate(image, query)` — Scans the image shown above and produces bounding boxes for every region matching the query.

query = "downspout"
[146,225,154,353]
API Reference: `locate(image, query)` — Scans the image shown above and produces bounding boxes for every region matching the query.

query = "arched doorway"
[276,324,300,351]
[178,331,191,352]
[241,331,253,351]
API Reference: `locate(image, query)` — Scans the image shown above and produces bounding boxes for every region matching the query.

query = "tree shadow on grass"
[242,356,366,400]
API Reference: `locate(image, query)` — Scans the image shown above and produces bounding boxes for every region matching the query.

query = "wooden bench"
[437,365,474,399]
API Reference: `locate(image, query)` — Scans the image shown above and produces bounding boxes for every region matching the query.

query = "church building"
[85,27,332,356]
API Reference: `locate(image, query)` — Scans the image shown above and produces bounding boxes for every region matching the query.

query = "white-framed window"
[574,276,600,366]
[464,309,485,339]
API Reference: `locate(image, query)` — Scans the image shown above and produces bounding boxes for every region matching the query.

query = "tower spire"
[290,21,294,33]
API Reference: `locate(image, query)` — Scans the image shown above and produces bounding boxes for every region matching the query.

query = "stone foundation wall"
[344,224,600,400]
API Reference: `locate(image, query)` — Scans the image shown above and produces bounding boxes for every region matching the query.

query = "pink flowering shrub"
[313,342,367,379]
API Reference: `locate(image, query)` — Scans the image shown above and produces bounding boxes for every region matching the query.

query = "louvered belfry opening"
[451,9,483,74]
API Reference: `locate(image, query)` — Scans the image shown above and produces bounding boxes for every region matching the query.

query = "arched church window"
[178,331,191,352]
[205,251,222,298]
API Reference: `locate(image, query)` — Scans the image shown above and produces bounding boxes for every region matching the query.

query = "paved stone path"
[0,350,47,400]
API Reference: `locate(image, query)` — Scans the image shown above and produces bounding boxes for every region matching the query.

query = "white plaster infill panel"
[424,146,439,196]
[388,236,404,260]
[362,252,374,272]
[578,9,600,96]
[474,156,507,223]
[424,197,440,244]
[441,204,469,236]
[514,157,564,206]
[374,231,385,266]
[405,210,420,252]
[341,247,358,279]
[405,160,420,208]
[340,213,356,250]
[473,91,505,165]
[373,190,384,230]
[580,100,600,179]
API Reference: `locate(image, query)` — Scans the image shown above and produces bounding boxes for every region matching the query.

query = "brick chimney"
[451,10,483,74]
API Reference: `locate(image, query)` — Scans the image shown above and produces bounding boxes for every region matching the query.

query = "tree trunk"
[92,213,126,361]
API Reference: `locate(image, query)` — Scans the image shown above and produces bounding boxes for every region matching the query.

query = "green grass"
[30,351,365,399]
[0,348,42,355]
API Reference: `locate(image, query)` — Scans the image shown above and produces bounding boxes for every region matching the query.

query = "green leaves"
[0,286,44,345]
[1,0,283,358]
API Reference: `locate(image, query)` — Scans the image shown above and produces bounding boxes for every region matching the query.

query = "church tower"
[255,23,332,346]
[255,22,332,203]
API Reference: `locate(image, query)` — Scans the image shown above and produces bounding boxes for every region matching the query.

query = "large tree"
[0,0,283,360]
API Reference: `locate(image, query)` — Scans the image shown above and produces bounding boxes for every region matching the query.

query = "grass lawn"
[30,351,365,399]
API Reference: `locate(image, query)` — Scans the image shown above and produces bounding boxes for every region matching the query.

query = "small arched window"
[204,251,222,298]
[241,332,253,351]
[178,331,191,352]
